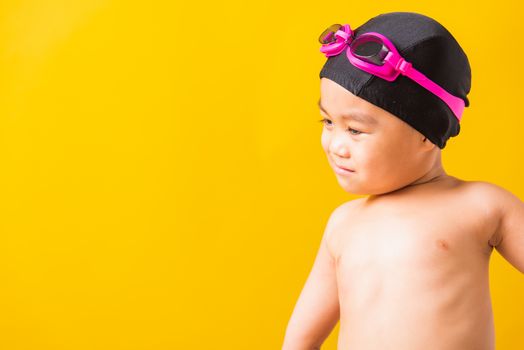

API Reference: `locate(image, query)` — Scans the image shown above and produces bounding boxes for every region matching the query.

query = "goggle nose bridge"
[335,29,353,43]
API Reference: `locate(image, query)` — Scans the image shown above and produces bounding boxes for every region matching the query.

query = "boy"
[282,12,523,350]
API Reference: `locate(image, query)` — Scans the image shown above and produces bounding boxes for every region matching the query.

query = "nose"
[329,132,350,158]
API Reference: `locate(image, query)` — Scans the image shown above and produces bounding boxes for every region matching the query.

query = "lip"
[334,164,355,175]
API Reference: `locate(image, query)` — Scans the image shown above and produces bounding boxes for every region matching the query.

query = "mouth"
[335,163,354,172]
[334,163,355,175]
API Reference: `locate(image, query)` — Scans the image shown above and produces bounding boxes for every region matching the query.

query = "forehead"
[318,98,379,125]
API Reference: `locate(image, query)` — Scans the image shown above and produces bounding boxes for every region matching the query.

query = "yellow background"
[0,0,523,349]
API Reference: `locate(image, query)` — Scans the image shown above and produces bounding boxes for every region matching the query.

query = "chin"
[335,173,391,196]
[335,177,367,195]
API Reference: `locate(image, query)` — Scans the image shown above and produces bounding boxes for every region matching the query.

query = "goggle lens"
[318,24,343,44]
[350,35,390,66]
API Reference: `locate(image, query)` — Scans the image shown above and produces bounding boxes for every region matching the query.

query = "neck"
[371,151,455,200]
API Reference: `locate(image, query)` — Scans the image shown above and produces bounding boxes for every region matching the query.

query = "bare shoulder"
[326,199,362,229]
[461,180,516,207]
[323,199,363,255]
[459,180,514,214]
[465,180,524,272]
[460,180,520,246]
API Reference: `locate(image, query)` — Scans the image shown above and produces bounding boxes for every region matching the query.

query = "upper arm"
[283,201,353,349]
[489,184,524,274]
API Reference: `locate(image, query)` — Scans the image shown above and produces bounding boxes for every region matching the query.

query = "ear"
[421,136,436,151]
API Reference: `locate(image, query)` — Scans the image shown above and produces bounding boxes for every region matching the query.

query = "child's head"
[317,12,471,195]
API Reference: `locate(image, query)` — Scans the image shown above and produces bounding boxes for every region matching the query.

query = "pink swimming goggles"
[319,24,465,122]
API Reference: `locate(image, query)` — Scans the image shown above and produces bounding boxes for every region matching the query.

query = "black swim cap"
[319,12,471,149]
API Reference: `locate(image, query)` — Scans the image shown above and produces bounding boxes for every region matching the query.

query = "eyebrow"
[318,98,378,125]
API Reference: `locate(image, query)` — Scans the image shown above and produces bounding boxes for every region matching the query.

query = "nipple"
[436,239,449,250]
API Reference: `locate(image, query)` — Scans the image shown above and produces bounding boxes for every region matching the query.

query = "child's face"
[319,78,437,195]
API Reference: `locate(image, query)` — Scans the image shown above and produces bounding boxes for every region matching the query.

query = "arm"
[490,185,524,274]
[282,203,349,350]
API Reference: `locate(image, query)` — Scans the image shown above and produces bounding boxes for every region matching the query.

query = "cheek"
[369,147,408,181]
[357,144,392,174]
[320,130,330,151]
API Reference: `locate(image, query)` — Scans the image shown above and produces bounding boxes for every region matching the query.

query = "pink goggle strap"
[388,55,465,122]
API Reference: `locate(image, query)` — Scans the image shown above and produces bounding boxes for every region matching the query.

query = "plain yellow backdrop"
[0,0,523,349]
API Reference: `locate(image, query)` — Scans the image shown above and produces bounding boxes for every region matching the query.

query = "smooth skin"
[282,78,524,350]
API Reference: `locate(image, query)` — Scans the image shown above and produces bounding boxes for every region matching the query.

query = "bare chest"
[334,211,486,268]
[329,196,498,349]
[329,203,494,296]
[329,191,496,267]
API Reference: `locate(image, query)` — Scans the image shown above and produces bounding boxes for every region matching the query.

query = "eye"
[318,118,362,135]
[318,117,332,126]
